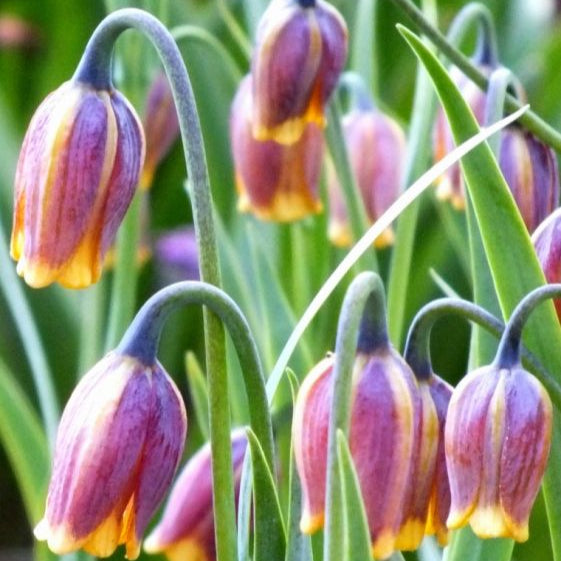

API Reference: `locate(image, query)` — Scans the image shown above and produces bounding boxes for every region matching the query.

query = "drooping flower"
[532,208,561,319]
[230,75,324,221]
[140,72,180,190]
[328,108,406,248]
[144,430,247,561]
[499,126,559,232]
[422,374,453,546]
[293,343,435,559]
[11,78,145,289]
[433,63,490,209]
[251,0,348,144]
[34,351,187,559]
[445,363,552,541]
[154,226,200,286]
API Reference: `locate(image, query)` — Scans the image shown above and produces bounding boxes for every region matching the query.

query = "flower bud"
[445,363,552,541]
[423,374,453,546]
[499,126,559,232]
[34,351,187,559]
[230,75,323,222]
[293,345,429,559]
[141,72,180,190]
[328,109,406,248]
[144,430,247,561]
[532,208,561,319]
[154,226,200,285]
[433,64,489,209]
[11,79,145,289]
[251,0,347,144]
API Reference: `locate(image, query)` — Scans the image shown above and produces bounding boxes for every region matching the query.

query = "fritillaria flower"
[251,0,347,144]
[445,363,552,541]
[230,75,324,221]
[141,72,180,190]
[433,63,490,209]
[154,226,200,285]
[11,79,145,288]
[532,208,561,319]
[144,430,247,561]
[499,126,559,232]
[328,108,406,248]
[422,374,453,546]
[34,351,187,559]
[293,343,436,559]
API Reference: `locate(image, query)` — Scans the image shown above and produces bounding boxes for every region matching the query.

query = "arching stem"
[73,10,233,561]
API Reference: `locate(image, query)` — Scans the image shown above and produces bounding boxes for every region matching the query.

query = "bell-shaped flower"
[445,363,552,541]
[433,64,490,209]
[144,430,247,561]
[140,72,180,190]
[11,78,145,289]
[532,208,561,319]
[34,350,187,559]
[423,373,453,546]
[230,75,323,222]
[294,343,435,559]
[499,126,559,232]
[251,0,347,144]
[328,108,405,248]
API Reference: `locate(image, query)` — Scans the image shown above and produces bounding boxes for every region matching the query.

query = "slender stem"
[117,280,275,470]
[338,71,375,111]
[325,97,378,272]
[105,192,142,348]
[0,216,59,450]
[388,0,561,153]
[387,0,437,347]
[446,3,498,66]
[404,298,502,379]
[484,67,525,155]
[73,10,233,561]
[216,0,252,62]
[171,25,243,85]
[496,284,561,369]
[323,272,387,561]
[403,296,561,411]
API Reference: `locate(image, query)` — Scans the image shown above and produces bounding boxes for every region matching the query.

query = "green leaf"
[247,428,287,561]
[285,370,313,561]
[444,527,514,561]
[0,359,50,523]
[399,24,561,561]
[336,430,371,561]
[185,351,209,440]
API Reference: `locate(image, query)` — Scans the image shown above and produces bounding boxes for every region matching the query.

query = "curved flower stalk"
[438,286,559,541]
[294,272,443,560]
[35,281,273,559]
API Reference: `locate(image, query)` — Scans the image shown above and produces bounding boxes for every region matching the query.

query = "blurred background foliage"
[1,0,560,560]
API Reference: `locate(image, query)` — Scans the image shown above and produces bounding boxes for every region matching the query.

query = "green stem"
[78,279,107,374]
[117,280,274,470]
[446,3,498,66]
[387,0,437,347]
[403,296,561,410]
[323,272,387,561]
[171,25,243,85]
[325,98,378,272]
[0,217,59,450]
[388,0,561,153]
[105,192,142,348]
[216,0,252,62]
[74,9,233,561]
[483,67,525,155]
[496,284,561,369]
